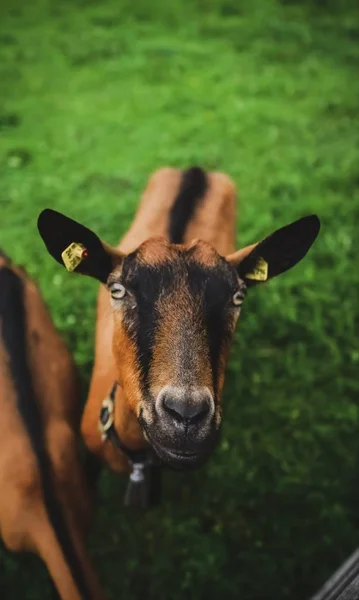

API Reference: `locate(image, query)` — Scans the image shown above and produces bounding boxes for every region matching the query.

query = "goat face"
[109,238,243,469]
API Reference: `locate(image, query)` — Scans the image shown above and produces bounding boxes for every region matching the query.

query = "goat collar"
[99,381,147,462]
[99,381,161,508]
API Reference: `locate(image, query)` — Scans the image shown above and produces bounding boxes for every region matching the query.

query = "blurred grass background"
[1,0,359,598]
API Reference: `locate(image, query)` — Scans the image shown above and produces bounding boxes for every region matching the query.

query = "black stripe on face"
[186,258,238,394]
[121,254,186,392]
[120,252,238,396]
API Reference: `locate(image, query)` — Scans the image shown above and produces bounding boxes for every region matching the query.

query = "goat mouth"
[151,442,202,470]
[141,423,205,470]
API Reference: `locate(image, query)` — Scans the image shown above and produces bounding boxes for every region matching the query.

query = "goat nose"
[162,392,211,425]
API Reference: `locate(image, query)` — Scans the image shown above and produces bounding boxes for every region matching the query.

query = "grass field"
[1,0,359,598]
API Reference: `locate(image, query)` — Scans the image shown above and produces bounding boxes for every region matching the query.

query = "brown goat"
[0,252,106,599]
[38,167,320,475]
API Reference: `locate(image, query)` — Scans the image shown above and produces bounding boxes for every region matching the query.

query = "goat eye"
[111,283,126,300]
[232,290,244,307]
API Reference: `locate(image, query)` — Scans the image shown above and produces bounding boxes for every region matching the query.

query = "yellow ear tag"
[61,242,88,272]
[245,256,268,281]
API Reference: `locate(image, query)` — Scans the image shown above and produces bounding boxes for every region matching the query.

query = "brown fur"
[81,168,237,469]
[149,285,213,395]
[0,257,106,600]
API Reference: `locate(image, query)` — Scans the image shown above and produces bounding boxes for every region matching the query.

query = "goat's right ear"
[37,209,122,283]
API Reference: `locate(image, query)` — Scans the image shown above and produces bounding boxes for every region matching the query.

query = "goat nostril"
[163,402,183,423]
[162,394,210,425]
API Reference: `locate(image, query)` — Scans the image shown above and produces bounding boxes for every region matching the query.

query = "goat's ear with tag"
[37,209,123,284]
[226,215,320,286]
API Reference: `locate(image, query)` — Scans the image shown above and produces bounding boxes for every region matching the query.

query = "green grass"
[1,0,359,598]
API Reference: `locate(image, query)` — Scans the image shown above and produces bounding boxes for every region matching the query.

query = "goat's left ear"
[227,215,320,286]
[37,209,122,283]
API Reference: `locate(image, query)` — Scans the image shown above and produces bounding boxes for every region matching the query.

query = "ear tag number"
[61,242,88,272]
[245,256,268,281]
